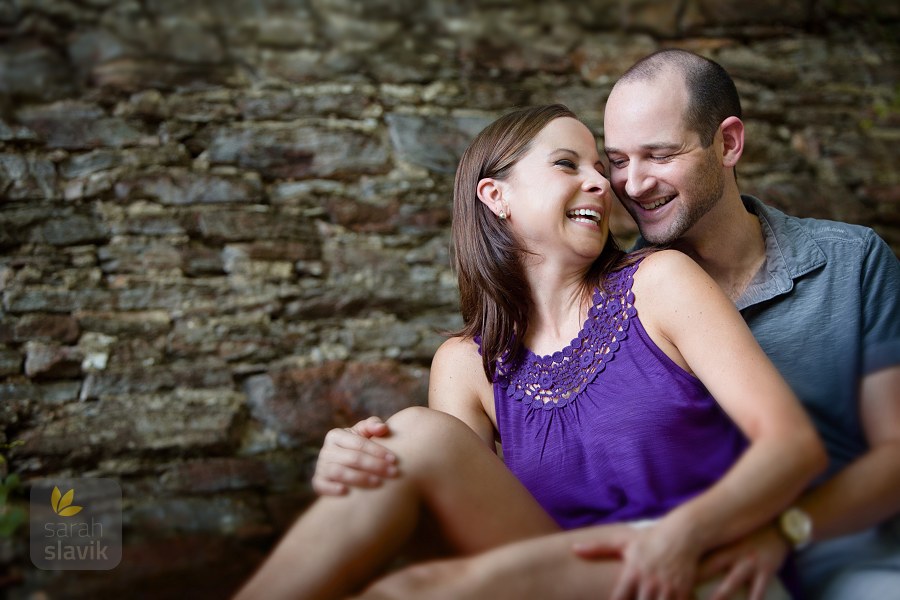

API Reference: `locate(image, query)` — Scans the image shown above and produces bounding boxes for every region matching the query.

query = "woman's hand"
[697,523,790,600]
[573,521,701,600]
[311,416,398,495]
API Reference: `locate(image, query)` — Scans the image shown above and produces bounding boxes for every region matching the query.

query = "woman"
[236,105,825,600]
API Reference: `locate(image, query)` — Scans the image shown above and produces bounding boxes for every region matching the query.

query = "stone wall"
[1,0,898,597]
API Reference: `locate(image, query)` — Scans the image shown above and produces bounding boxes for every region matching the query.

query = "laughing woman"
[236,105,825,600]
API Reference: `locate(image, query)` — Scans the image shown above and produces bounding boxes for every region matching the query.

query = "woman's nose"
[582,171,609,195]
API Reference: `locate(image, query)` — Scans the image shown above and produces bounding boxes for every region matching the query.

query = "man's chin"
[634,224,674,245]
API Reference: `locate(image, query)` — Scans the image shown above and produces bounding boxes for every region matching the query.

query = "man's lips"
[636,195,675,210]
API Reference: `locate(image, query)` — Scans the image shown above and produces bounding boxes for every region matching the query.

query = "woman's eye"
[555,159,577,169]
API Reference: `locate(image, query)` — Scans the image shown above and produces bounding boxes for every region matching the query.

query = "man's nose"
[623,162,655,199]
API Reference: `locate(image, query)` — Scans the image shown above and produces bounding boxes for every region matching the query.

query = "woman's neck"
[523,264,591,356]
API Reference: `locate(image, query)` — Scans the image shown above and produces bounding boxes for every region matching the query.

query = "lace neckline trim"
[496,262,638,410]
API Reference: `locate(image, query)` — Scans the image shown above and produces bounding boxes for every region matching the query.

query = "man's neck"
[673,195,767,304]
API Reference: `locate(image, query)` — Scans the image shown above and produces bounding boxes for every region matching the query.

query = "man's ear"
[719,116,744,168]
[476,177,508,218]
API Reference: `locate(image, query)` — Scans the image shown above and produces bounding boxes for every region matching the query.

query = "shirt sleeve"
[860,229,900,374]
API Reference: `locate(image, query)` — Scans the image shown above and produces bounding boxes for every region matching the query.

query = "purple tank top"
[490,261,748,530]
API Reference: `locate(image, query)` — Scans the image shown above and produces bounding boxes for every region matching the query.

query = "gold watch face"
[781,508,812,547]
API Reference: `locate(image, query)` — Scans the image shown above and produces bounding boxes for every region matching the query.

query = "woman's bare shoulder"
[434,335,479,360]
[430,335,494,425]
[630,249,729,331]
[633,249,707,285]
[432,335,484,378]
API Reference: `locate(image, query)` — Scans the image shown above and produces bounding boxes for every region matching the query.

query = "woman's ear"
[719,116,744,168]
[476,177,509,219]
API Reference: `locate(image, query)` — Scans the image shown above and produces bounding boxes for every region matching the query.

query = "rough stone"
[180,243,226,276]
[385,113,492,173]
[91,58,234,93]
[0,382,37,429]
[75,310,172,338]
[114,169,262,205]
[18,388,244,458]
[127,494,268,537]
[160,457,270,494]
[206,124,391,180]
[238,87,377,121]
[0,153,58,201]
[0,347,22,377]
[16,103,145,150]
[12,314,80,344]
[79,359,233,399]
[34,212,110,247]
[245,360,428,447]
[193,207,320,245]
[690,0,808,29]
[24,341,84,380]
[3,288,114,314]
[0,41,76,102]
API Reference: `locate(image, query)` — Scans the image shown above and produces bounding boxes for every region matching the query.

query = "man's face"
[603,75,725,245]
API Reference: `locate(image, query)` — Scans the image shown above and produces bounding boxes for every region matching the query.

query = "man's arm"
[701,365,900,600]
[798,365,900,540]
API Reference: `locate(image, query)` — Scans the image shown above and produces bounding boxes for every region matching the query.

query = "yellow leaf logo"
[51,486,83,517]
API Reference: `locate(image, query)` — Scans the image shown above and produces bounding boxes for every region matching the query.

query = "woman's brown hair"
[451,104,640,380]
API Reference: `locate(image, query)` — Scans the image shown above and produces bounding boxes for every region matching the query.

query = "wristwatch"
[778,507,813,550]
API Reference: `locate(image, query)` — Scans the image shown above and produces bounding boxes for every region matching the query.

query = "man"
[591,48,900,599]
[313,49,900,599]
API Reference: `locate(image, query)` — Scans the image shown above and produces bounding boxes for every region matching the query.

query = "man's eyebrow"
[604,142,681,154]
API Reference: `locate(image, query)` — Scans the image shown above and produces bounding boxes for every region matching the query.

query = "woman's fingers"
[312,424,400,495]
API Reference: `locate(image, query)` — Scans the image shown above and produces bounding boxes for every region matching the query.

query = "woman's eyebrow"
[548,147,578,156]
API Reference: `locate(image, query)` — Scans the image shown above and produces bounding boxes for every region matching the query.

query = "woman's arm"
[576,250,827,599]
[636,250,826,549]
[427,336,498,447]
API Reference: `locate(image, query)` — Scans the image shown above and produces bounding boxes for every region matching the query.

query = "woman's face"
[500,117,613,266]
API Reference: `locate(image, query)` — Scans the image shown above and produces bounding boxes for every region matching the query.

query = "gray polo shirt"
[738,195,900,478]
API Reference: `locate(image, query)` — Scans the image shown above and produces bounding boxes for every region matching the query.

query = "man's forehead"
[605,81,687,140]
[607,70,687,110]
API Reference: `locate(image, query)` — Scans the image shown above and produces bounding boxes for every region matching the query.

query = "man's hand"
[573,522,700,600]
[697,523,790,600]
[311,416,397,496]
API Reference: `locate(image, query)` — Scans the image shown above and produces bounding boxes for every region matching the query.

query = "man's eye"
[555,159,577,169]
[609,159,626,168]
[651,155,673,162]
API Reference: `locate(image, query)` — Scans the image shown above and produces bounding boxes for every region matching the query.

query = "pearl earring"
[499,210,507,220]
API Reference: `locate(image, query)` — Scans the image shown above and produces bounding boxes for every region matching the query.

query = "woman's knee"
[382,407,487,472]
[385,406,472,442]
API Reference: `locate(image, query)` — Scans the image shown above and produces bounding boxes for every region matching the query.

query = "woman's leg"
[359,526,792,600]
[357,527,627,600]
[235,406,560,600]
